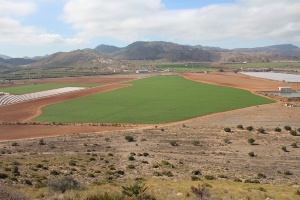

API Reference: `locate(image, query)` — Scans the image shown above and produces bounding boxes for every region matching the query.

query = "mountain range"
[1,42,300,71]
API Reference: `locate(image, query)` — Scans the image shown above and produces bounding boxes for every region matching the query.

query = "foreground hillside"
[0,103,299,199]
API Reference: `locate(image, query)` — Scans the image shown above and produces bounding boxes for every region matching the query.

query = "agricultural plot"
[36,76,274,124]
[221,62,300,69]
[156,63,216,72]
[0,83,100,95]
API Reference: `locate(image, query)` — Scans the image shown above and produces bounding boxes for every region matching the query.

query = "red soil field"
[181,72,296,92]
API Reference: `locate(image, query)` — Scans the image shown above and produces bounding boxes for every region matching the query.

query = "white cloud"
[62,0,300,45]
[0,0,79,45]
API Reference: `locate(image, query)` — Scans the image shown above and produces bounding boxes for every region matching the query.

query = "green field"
[36,76,274,124]
[156,63,216,72]
[0,83,100,95]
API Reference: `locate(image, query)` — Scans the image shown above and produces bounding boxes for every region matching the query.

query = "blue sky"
[1,0,300,58]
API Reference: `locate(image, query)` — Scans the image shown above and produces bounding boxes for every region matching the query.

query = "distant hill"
[0,58,16,71]
[99,41,220,62]
[5,58,36,65]
[95,44,121,54]
[0,54,11,60]
[28,49,133,72]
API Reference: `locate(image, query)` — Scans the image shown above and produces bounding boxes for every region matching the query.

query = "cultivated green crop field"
[36,76,274,124]
[0,83,100,95]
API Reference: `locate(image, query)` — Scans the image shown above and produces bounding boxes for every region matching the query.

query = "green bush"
[0,173,8,179]
[284,126,292,131]
[291,142,298,148]
[224,127,231,132]
[274,127,281,132]
[284,170,293,175]
[204,175,216,180]
[161,170,173,177]
[290,130,297,136]
[244,179,260,184]
[191,176,201,181]
[48,176,84,193]
[191,140,200,146]
[11,142,18,146]
[257,173,266,179]
[128,156,135,161]
[246,126,254,131]
[126,164,135,169]
[234,178,242,182]
[125,136,134,142]
[257,127,265,134]
[50,170,60,176]
[170,140,178,146]
[237,125,244,129]
[281,146,288,152]
[122,182,156,200]
[248,138,255,145]
[248,152,255,157]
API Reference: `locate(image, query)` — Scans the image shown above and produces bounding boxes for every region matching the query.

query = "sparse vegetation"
[191,140,200,146]
[48,176,84,193]
[191,184,211,199]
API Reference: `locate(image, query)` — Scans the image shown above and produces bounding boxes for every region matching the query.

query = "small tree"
[248,138,255,145]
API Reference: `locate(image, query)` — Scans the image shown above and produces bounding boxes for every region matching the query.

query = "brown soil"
[181,72,296,92]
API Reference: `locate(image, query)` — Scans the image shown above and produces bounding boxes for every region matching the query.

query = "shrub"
[257,173,266,179]
[170,140,178,146]
[248,152,255,157]
[38,139,46,145]
[284,170,293,175]
[284,126,292,131]
[296,190,300,195]
[128,156,135,161]
[50,170,60,176]
[274,127,281,132]
[125,136,134,142]
[257,127,265,134]
[69,160,77,166]
[204,175,216,180]
[258,187,266,192]
[48,176,84,193]
[234,178,242,182]
[218,175,228,179]
[143,152,149,157]
[0,185,28,200]
[191,176,201,181]
[12,166,20,176]
[237,125,244,129]
[224,127,231,132]
[192,170,202,175]
[246,126,254,131]
[191,140,200,146]
[223,138,231,144]
[161,170,173,177]
[122,182,155,199]
[281,146,288,152]
[298,128,300,133]
[0,173,8,179]
[245,179,260,184]
[191,185,211,199]
[127,164,135,169]
[248,138,255,145]
[290,130,297,136]
[11,142,18,146]
[86,192,123,200]
[89,157,96,161]
[291,142,298,148]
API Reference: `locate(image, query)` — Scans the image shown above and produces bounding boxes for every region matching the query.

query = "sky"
[1,0,300,58]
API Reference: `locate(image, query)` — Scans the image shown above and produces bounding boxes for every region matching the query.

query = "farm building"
[278,87,292,92]
[136,69,149,74]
